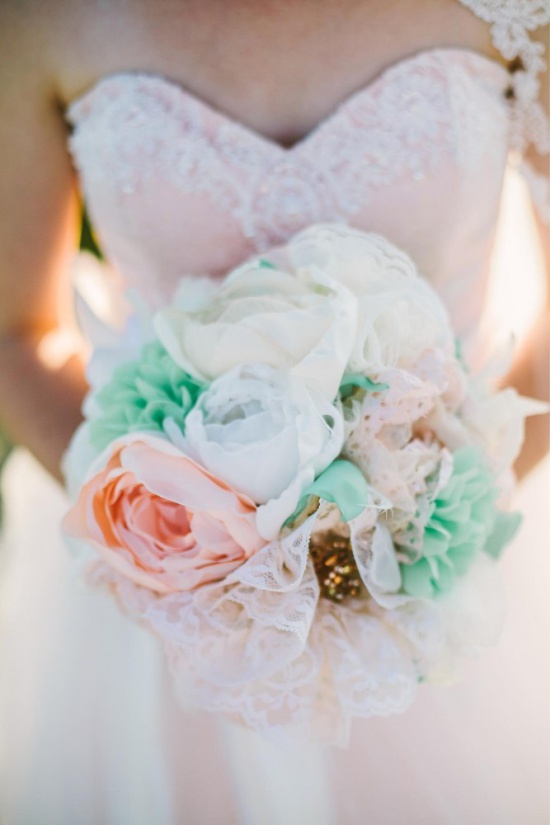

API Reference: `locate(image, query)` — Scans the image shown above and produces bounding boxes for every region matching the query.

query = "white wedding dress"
[0,2,549,823]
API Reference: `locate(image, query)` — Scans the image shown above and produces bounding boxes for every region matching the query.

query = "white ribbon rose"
[176,364,345,539]
[154,256,358,401]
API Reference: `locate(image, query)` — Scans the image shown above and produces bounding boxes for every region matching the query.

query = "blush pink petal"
[189,511,240,554]
[63,435,266,593]
[119,443,254,515]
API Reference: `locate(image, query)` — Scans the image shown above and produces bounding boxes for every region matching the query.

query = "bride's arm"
[0,8,88,483]
[507,203,549,481]
[505,24,549,480]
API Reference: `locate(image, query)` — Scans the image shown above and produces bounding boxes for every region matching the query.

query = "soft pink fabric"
[63,437,264,592]
[66,48,510,355]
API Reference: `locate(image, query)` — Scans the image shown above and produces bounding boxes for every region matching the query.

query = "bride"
[0,1,548,822]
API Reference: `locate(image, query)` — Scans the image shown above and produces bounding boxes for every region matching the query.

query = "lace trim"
[66,52,508,252]
[84,520,504,744]
[457,1,549,77]
[457,0,550,218]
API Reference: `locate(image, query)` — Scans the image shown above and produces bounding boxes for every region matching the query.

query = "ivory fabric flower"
[63,434,265,593]
[154,253,358,400]
[181,363,344,539]
[287,225,454,375]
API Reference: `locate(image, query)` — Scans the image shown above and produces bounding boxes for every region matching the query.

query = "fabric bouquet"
[62,224,541,744]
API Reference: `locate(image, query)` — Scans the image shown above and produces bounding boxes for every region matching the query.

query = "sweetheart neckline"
[65,46,510,154]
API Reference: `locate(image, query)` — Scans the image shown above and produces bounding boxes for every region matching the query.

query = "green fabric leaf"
[339,373,388,400]
[288,459,373,525]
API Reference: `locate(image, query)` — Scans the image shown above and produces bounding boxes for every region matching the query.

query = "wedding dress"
[1,2,549,823]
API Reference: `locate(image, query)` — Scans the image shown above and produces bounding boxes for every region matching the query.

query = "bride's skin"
[0,0,548,482]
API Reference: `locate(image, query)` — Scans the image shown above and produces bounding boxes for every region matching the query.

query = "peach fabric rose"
[63,434,265,593]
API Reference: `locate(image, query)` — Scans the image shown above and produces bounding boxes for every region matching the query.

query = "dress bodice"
[67,50,512,342]
[65,1,549,351]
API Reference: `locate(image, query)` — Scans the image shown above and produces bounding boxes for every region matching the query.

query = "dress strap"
[457,0,550,222]
[457,1,548,77]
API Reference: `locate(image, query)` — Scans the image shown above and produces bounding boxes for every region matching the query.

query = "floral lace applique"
[458,0,550,222]
[67,51,509,251]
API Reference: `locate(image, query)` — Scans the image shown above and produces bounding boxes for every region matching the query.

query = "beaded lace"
[67,50,511,256]
[458,0,550,220]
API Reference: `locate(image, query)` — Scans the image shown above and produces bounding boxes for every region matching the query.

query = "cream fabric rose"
[287,225,454,375]
[178,364,344,539]
[154,255,358,400]
[63,434,264,593]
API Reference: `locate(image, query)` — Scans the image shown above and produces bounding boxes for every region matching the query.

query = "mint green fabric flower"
[89,341,205,451]
[399,446,521,598]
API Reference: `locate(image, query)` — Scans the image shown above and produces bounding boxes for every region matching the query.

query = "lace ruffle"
[86,498,504,745]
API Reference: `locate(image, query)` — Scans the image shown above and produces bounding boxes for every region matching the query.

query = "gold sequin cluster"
[309,530,363,603]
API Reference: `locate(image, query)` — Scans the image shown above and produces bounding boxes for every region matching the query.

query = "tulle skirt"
[0,447,548,824]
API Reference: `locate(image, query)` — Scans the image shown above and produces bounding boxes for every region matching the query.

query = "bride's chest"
[63,0,497,149]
